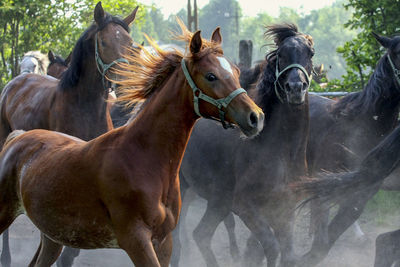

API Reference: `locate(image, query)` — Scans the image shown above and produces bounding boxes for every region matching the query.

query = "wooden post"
[239,40,253,68]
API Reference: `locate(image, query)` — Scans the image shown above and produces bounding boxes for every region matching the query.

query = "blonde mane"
[114,19,224,108]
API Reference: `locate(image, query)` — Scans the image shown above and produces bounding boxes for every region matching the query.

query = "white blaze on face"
[217,57,233,76]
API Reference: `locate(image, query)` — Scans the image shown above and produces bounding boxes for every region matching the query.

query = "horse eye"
[206,73,218,82]
[101,40,107,47]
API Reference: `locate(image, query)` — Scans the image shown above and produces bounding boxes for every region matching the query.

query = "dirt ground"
[2,197,398,267]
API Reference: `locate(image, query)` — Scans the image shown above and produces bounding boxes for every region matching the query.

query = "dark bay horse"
[0,2,138,267]
[299,32,400,266]
[297,123,400,267]
[0,22,264,267]
[47,50,70,79]
[172,23,314,267]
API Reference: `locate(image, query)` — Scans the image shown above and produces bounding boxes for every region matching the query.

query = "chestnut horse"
[0,21,264,267]
[0,2,138,267]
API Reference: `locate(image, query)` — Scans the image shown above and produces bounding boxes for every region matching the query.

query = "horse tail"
[295,125,400,205]
[4,130,26,147]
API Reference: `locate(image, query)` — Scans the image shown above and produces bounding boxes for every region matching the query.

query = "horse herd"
[0,2,399,267]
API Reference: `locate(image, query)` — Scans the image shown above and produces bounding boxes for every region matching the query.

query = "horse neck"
[259,92,310,177]
[123,68,197,180]
[75,59,107,100]
[354,60,400,134]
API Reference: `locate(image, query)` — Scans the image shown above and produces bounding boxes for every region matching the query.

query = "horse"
[0,3,138,267]
[296,122,400,267]
[47,50,70,79]
[19,51,49,75]
[0,20,264,267]
[298,32,400,267]
[171,23,314,267]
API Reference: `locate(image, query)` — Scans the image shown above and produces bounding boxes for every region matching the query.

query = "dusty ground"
[2,197,398,266]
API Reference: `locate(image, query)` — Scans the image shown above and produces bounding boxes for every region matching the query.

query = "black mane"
[49,54,68,67]
[255,23,301,112]
[331,54,399,117]
[59,13,129,91]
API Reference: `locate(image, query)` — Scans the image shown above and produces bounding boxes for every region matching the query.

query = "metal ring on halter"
[273,56,312,103]
[387,54,400,87]
[94,33,129,91]
[181,59,247,129]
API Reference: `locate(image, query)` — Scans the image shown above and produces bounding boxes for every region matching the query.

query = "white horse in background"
[19,51,49,75]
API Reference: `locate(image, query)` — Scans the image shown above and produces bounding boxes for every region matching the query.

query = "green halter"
[95,33,129,91]
[274,56,312,103]
[387,54,400,86]
[181,59,246,129]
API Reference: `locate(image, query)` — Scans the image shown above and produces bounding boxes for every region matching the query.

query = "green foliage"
[0,0,84,87]
[337,0,400,91]
[199,0,241,61]
[364,190,400,226]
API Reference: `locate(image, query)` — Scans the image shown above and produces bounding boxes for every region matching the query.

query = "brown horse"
[0,21,264,267]
[47,50,70,79]
[0,2,138,267]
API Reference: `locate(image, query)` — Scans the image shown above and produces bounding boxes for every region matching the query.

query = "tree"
[199,0,241,62]
[0,0,84,87]
[337,0,400,91]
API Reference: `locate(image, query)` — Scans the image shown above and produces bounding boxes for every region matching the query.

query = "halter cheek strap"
[274,56,312,103]
[95,33,129,91]
[387,54,400,86]
[181,59,246,129]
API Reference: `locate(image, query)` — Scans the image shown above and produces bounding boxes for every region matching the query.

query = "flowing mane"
[331,54,398,117]
[59,13,129,91]
[115,19,223,108]
[255,23,313,112]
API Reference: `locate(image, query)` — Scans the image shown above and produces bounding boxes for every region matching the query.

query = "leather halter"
[181,59,246,129]
[274,56,312,103]
[387,54,400,86]
[95,33,129,91]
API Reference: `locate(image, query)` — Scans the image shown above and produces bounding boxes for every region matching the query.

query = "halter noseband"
[181,59,246,129]
[387,54,400,86]
[274,56,312,103]
[95,33,129,91]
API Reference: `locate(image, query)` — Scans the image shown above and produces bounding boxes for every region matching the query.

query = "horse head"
[265,23,314,105]
[180,26,264,137]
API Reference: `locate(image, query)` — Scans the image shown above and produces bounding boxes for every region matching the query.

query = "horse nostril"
[284,82,291,92]
[303,82,308,90]
[249,112,258,128]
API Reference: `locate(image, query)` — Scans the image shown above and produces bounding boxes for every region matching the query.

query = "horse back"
[0,74,57,133]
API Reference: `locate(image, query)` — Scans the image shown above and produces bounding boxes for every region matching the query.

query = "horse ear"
[372,32,391,48]
[94,2,106,25]
[48,51,55,63]
[124,6,139,26]
[190,30,203,54]
[211,27,222,45]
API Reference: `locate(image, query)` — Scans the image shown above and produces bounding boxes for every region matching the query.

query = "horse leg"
[374,229,400,267]
[155,233,173,267]
[349,220,368,243]
[299,185,379,267]
[116,224,161,267]
[1,230,11,267]
[223,213,240,261]
[192,200,231,267]
[274,213,297,267]
[242,234,265,267]
[28,233,63,267]
[56,247,80,267]
[171,177,194,267]
[236,210,280,267]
